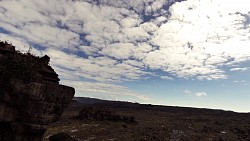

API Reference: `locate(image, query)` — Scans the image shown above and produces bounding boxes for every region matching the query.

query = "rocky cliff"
[0,41,75,141]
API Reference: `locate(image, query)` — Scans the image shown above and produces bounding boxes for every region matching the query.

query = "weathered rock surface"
[0,41,75,141]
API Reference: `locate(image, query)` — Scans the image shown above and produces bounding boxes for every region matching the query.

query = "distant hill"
[73,97,250,117]
[74,97,141,108]
[73,97,105,105]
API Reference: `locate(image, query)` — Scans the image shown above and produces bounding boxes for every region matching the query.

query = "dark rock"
[112,115,122,121]
[79,106,94,120]
[122,123,127,128]
[0,79,75,124]
[38,55,60,83]
[40,55,50,64]
[122,116,130,122]
[129,116,136,123]
[0,41,15,53]
[49,132,78,141]
[234,127,245,135]
[0,122,47,141]
[0,42,75,141]
[0,42,60,83]
[79,106,136,123]
[79,106,114,121]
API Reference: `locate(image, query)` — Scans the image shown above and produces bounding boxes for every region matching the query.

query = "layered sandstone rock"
[0,41,75,141]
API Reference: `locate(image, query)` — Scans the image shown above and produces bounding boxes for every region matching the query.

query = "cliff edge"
[0,41,75,141]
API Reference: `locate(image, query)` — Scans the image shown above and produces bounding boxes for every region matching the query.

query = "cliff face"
[0,41,75,141]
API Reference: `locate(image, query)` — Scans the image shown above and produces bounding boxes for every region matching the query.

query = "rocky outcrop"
[0,41,75,141]
[79,106,136,123]
[0,41,15,53]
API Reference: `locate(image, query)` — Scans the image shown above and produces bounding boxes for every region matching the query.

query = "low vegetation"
[44,99,250,141]
[0,41,41,81]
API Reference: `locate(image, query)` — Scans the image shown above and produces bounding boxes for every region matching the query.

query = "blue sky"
[0,0,250,112]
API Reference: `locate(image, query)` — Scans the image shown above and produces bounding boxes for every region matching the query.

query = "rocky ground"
[43,98,250,141]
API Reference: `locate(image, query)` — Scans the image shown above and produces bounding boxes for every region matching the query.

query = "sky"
[0,0,250,112]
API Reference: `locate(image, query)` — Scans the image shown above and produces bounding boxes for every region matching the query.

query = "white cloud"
[101,43,136,59]
[2,0,249,82]
[120,17,142,28]
[0,0,250,102]
[0,33,41,55]
[61,80,152,102]
[145,0,250,80]
[230,67,249,72]
[233,80,246,83]
[160,76,174,80]
[184,89,192,95]
[195,92,207,97]
[121,26,149,43]
[78,45,99,55]
[184,89,207,97]
[43,48,149,83]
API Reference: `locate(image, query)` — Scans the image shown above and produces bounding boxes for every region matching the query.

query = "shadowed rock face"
[49,133,78,141]
[0,41,75,141]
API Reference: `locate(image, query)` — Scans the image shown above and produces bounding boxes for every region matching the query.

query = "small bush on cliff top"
[0,42,41,82]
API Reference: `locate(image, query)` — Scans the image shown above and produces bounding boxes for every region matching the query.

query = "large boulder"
[0,41,75,141]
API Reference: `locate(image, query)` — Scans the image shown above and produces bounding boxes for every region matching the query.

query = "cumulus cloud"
[146,0,250,80]
[43,48,148,83]
[2,0,249,82]
[0,0,249,101]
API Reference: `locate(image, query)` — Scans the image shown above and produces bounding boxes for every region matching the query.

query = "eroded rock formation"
[0,41,75,141]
